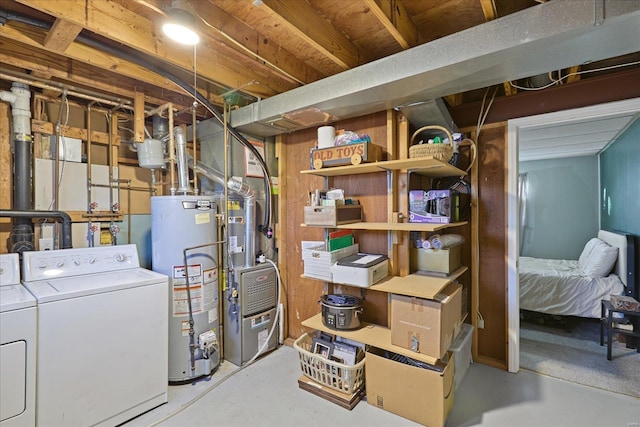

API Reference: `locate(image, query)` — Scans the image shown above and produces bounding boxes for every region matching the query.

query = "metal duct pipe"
[189,158,256,267]
[1,82,34,253]
[0,210,73,251]
[174,126,191,194]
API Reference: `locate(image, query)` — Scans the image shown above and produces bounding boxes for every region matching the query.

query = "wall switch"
[39,238,54,251]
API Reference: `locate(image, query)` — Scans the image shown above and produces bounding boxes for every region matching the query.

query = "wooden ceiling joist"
[14,0,296,98]
[43,18,83,52]
[259,0,363,70]
[364,0,418,50]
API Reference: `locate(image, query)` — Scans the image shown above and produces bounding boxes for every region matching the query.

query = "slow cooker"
[319,294,363,330]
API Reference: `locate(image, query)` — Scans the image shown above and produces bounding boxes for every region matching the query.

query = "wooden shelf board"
[370,267,468,298]
[302,267,467,299]
[301,221,467,231]
[302,313,439,366]
[300,156,466,178]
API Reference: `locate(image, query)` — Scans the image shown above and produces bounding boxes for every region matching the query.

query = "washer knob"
[56,261,64,268]
[88,257,96,264]
[114,253,126,263]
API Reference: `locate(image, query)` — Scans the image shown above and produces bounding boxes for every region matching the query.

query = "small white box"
[50,136,83,162]
[449,322,474,391]
[330,254,389,287]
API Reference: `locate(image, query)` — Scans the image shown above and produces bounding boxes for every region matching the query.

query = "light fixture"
[162,7,200,45]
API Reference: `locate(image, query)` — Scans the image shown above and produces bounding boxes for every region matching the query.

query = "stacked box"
[390,282,462,359]
[301,243,359,281]
[449,323,474,391]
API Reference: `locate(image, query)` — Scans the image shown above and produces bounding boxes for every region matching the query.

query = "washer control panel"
[22,244,140,282]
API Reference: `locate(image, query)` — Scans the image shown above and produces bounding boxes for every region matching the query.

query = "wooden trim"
[275,133,289,342]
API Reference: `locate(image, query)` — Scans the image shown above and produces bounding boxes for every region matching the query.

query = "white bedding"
[519,256,625,318]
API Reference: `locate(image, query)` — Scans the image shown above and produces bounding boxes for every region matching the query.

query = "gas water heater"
[151,195,220,382]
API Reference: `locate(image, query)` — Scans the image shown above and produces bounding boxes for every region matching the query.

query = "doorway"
[506,97,640,373]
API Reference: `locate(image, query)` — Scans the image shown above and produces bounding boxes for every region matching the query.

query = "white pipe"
[1,83,31,136]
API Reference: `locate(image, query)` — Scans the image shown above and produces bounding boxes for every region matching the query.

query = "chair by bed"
[519,230,637,319]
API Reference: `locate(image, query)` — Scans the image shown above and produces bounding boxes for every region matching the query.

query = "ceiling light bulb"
[162,8,200,45]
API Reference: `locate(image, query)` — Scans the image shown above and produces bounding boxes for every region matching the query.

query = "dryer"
[22,244,169,427]
[0,253,36,427]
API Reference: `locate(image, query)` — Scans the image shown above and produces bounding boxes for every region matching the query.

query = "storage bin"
[410,244,462,274]
[294,333,365,395]
[302,243,359,281]
[304,205,363,226]
[449,323,474,391]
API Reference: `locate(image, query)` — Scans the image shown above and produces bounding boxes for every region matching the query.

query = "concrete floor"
[125,344,640,427]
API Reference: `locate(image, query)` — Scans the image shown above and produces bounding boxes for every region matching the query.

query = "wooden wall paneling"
[0,103,11,253]
[283,126,326,338]
[473,122,508,369]
[283,111,393,339]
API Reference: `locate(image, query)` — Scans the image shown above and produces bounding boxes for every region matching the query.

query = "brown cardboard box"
[390,282,462,359]
[365,347,454,427]
[410,244,462,274]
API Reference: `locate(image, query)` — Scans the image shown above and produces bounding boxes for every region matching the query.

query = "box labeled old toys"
[365,346,454,427]
[390,282,462,359]
[410,244,462,274]
[409,189,460,224]
[304,205,363,226]
[311,142,383,169]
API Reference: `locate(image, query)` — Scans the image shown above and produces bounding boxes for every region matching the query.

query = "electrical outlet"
[39,238,54,251]
[478,318,485,329]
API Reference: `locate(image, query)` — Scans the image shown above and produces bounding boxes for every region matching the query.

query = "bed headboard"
[598,229,637,298]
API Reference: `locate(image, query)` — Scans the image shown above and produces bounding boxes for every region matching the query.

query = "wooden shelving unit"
[300,153,470,365]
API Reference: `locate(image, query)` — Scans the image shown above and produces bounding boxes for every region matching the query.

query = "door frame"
[506,97,640,373]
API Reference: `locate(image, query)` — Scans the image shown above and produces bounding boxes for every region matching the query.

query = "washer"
[0,253,36,427]
[22,244,169,427]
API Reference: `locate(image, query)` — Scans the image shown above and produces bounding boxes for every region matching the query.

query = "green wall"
[520,156,599,260]
[600,117,640,236]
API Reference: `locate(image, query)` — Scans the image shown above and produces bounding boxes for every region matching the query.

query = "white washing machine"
[22,244,169,427]
[0,253,36,427]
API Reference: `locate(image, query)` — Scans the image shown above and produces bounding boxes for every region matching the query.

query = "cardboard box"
[410,244,462,274]
[304,205,363,226]
[409,189,460,224]
[366,347,454,427]
[390,282,462,359]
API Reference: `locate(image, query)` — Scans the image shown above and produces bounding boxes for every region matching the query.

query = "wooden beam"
[14,0,296,97]
[364,0,418,50]
[259,0,362,70]
[43,18,83,52]
[0,25,201,107]
[0,103,12,250]
[199,1,324,85]
[133,91,146,143]
[32,120,121,146]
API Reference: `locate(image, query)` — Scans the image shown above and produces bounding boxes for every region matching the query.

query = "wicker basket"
[294,333,365,395]
[409,125,454,162]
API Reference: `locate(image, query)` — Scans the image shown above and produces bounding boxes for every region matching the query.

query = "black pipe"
[0,210,73,251]
[12,134,34,252]
[0,7,273,237]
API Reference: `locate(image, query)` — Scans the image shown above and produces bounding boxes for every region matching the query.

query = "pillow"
[579,238,618,277]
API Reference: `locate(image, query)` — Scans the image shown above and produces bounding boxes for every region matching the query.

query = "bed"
[519,230,636,319]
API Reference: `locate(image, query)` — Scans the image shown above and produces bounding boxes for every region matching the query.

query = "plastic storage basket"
[294,332,365,395]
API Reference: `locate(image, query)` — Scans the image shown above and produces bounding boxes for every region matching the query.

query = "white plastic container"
[449,322,474,391]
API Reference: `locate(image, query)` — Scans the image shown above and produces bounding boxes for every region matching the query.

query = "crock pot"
[319,294,363,330]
